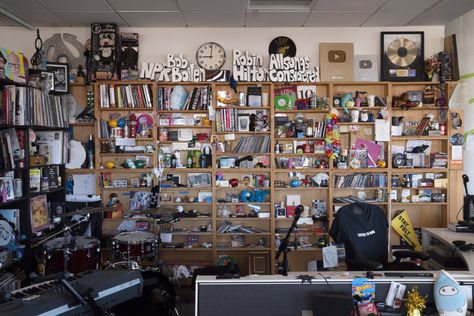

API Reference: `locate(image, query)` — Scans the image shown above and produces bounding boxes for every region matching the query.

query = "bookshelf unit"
[93,79,460,275]
[0,80,69,271]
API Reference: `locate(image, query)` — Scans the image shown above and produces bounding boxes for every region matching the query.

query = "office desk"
[422,228,474,271]
[196,271,474,316]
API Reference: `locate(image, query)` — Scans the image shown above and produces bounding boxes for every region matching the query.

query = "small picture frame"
[188,173,212,188]
[276,207,286,218]
[40,71,55,92]
[47,62,69,94]
[238,115,250,132]
[30,195,50,233]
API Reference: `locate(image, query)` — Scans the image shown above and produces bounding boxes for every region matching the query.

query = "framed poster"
[381,32,424,82]
[47,62,69,93]
[30,195,50,233]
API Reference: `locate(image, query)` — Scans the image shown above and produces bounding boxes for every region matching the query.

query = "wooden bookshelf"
[89,80,460,275]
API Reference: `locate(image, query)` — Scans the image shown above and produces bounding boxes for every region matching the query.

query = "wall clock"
[196,42,226,71]
[268,36,296,57]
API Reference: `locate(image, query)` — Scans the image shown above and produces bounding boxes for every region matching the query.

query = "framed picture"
[238,115,250,132]
[47,62,69,93]
[276,207,286,218]
[40,71,55,92]
[381,32,424,82]
[30,195,50,233]
[188,173,212,188]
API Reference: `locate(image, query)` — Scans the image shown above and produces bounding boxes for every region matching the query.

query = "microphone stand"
[275,205,303,276]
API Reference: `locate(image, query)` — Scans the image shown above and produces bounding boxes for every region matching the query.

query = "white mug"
[357,191,367,201]
[351,110,360,122]
[367,95,375,107]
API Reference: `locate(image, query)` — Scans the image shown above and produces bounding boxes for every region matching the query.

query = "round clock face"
[268,36,296,57]
[196,42,226,71]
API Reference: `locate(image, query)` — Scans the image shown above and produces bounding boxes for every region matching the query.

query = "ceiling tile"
[36,0,111,11]
[107,0,179,11]
[119,12,185,27]
[177,0,246,12]
[0,0,47,11]
[9,11,68,27]
[53,11,125,27]
[363,10,424,26]
[409,0,474,25]
[305,11,372,27]
[182,11,244,27]
[381,0,439,11]
[313,0,386,11]
[245,11,309,27]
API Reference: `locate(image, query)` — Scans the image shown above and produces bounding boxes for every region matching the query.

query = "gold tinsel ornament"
[405,287,427,316]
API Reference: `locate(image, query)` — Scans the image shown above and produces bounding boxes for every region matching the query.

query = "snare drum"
[45,236,100,274]
[113,231,157,260]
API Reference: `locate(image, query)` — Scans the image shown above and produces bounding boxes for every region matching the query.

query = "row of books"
[233,135,271,153]
[0,128,25,171]
[157,86,211,110]
[1,85,69,127]
[333,173,387,188]
[215,108,242,132]
[29,165,61,193]
[99,84,153,108]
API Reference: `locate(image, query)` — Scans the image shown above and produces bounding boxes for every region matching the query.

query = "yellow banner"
[391,210,421,251]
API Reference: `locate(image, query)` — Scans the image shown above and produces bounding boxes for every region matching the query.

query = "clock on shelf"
[196,42,226,71]
[268,36,296,57]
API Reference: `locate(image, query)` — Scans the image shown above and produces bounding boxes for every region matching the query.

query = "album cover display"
[120,32,139,80]
[320,43,354,82]
[354,55,378,82]
[381,32,424,82]
[91,23,119,80]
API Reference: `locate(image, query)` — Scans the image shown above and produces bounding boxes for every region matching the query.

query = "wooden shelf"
[99,168,154,173]
[274,187,328,191]
[162,168,212,172]
[333,106,385,110]
[0,196,28,206]
[391,136,448,140]
[332,187,388,190]
[101,187,152,191]
[157,110,209,114]
[214,168,271,173]
[100,152,154,156]
[159,202,213,206]
[391,168,448,173]
[161,187,213,190]
[274,168,330,173]
[214,131,271,134]
[216,217,270,221]
[274,153,326,157]
[160,248,213,252]
[333,202,388,206]
[99,107,153,111]
[216,233,271,236]
[274,109,328,113]
[66,168,97,173]
[217,202,270,205]
[275,137,325,141]
[158,125,212,129]
[30,187,65,197]
[391,106,442,111]
[338,122,375,125]
[216,106,271,110]
[391,202,447,206]
[98,138,154,141]
[215,152,271,156]
[216,247,271,251]
[391,187,448,190]
[332,168,388,173]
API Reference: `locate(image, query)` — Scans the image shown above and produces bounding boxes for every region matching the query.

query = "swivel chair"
[329,202,429,271]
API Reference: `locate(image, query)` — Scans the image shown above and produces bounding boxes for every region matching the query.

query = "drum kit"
[33,206,181,315]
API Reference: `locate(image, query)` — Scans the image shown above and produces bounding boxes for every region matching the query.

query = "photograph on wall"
[30,195,50,233]
[0,48,27,83]
[381,31,424,82]
[47,62,69,93]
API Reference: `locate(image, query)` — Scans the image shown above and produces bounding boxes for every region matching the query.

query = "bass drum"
[112,271,177,316]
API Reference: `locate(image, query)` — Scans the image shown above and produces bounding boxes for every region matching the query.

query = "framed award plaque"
[381,31,424,82]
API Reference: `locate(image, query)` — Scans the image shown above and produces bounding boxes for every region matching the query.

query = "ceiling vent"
[248,0,314,11]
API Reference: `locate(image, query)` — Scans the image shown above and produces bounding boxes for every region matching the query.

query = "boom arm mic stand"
[275,205,303,276]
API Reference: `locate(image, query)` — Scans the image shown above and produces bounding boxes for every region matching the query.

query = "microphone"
[295,205,304,217]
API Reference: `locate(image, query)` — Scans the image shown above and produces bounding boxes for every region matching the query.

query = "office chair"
[329,202,429,271]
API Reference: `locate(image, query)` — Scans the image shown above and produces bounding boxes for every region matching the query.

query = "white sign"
[140,54,205,82]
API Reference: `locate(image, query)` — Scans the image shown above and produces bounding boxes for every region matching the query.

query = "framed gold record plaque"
[381,32,424,82]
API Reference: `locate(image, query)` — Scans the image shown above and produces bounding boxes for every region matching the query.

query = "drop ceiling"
[0,0,473,28]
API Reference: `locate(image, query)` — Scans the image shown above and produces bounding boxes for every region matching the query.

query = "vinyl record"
[274,95,290,110]
[269,36,296,57]
[387,38,418,67]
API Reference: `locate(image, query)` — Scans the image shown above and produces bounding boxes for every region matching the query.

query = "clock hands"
[210,45,213,58]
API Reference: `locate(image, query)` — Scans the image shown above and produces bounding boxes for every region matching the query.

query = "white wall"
[446,9,474,193]
[0,26,445,69]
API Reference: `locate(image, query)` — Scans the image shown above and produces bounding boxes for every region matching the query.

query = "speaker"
[463,195,474,222]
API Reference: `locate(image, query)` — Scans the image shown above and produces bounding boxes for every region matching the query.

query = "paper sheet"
[452,145,463,161]
[375,119,390,141]
[323,245,338,268]
[466,135,474,153]
[72,174,96,195]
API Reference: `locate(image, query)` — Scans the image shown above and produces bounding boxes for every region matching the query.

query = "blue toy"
[239,190,253,202]
[290,179,301,188]
[434,270,467,315]
[253,189,269,203]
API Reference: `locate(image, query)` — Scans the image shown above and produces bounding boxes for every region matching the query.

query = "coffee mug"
[367,95,376,107]
[357,191,367,201]
[351,110,360,122]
